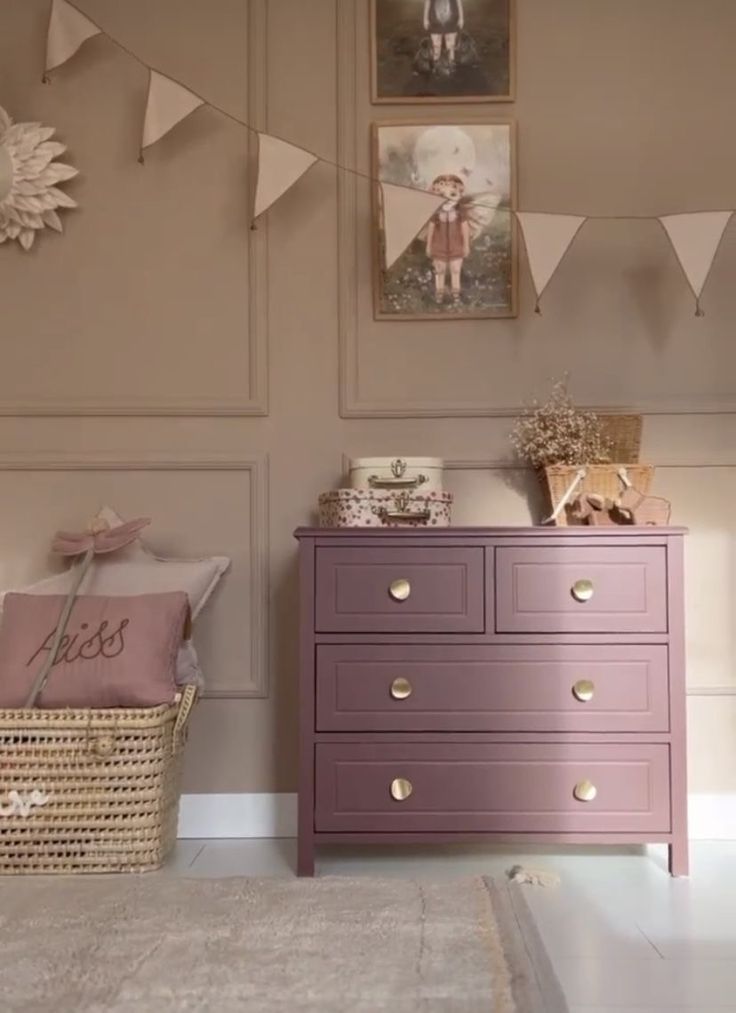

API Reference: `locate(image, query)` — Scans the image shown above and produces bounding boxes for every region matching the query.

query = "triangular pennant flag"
[516,212,587,312]
[253,133,318,221]
[45,0,101,76]
[380,183,445,269]
[659,211,732,316]
[141,71,204,153]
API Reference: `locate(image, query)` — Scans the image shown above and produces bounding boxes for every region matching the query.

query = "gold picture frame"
[372,118,518,321]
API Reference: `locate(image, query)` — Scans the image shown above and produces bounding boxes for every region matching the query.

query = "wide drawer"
[496,546,668,633]
[315,644,670,733]
[315,742,671,834]
[315,547,485,634]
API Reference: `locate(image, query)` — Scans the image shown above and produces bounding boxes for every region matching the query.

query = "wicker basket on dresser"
[294,527,689,877]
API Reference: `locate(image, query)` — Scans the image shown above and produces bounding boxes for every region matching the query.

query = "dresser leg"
[297,837,315,877]
[668,840,689,877]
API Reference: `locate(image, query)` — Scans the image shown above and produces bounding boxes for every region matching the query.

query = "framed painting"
[373,120,517,320]
[371,0,515,104]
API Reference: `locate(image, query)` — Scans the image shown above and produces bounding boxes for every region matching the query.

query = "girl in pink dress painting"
[423,0,465,70]
[425,173,471,305]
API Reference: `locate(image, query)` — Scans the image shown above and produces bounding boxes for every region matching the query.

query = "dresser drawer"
[315,644,670,733]
[315,547,485,634]
[496,546,668,633]
[315,743,671,834]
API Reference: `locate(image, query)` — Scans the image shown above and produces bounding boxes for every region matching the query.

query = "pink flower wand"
[24,516,150,708]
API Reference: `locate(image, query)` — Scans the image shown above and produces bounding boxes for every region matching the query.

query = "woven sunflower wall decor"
[0,104,78,250]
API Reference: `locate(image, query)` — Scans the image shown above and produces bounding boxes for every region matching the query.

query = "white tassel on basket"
[0,790,50,818]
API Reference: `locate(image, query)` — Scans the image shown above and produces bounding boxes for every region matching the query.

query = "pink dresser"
[295,527,688,877]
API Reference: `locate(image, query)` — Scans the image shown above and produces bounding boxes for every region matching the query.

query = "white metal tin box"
[348,457,444,493]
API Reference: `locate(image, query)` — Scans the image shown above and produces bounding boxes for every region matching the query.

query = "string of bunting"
[43,0,734,315]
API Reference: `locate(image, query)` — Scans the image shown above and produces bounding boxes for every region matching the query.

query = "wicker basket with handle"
[542,464,654,526]
[598,414,643,464]
[0,685,196,875]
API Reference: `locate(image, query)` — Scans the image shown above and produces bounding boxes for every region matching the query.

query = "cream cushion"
[0,507,228,689]
[7,506,230,621]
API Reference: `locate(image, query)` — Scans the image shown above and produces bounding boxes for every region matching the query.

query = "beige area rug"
[0,876,567,1013]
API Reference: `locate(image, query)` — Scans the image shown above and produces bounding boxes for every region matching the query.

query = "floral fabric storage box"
[319,489,453,528]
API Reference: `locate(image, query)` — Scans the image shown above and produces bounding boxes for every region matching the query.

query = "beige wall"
[1,0,734,802]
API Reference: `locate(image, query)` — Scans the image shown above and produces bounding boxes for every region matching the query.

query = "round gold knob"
[573,679,595,703]
[390,777,413,802]
[573,780,597,803]
[389,578,411,602]
[390,677,413,700]
[571,579,594,603]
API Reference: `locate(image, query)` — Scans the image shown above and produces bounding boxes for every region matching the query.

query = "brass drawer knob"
[390,777,413,802]
[571,579,594,603]
[389,578,411,602]
[573,780,598,803]
[390,677,413,700]
[573,679,595,703]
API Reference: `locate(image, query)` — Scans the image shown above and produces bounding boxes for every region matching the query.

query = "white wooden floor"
[165,839,736,1012]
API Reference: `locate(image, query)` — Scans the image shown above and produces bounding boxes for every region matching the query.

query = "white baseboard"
[178,793,297,839]
[688,794,736,840]
[178,792,736,841]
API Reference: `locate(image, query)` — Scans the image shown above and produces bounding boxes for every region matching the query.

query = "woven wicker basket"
[542,464,655,526]
[598,414,643,463]
[0,686,196,875]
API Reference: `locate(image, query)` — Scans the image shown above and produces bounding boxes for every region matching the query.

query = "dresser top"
[295,526,687,539]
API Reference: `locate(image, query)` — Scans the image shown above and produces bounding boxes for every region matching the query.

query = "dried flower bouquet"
[509,376,612,468]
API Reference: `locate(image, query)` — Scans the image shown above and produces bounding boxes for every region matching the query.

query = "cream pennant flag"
[380,183,445,269]
[45,0,101,77]
[141,71,204,156]
[659,211,732,316]
[516,212,587,313]
[253,133,318,222]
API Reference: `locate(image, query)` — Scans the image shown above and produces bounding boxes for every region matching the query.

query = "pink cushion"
[0,592,189,709]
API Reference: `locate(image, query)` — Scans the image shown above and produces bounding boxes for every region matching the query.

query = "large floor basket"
[0,686,196,875]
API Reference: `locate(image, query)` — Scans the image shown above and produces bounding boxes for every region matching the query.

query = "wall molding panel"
[0,0,269,418]
[336,0,736,420]
[178,793,297,839]
[0,451,270,699]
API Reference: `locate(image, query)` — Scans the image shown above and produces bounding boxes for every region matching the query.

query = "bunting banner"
[253,133,318,221]
[380,183,445,269]
[32,1,736,317]
[658,211,733,315]
[516,212,587,312]
[141,71,204,155]
[45,0,100,76]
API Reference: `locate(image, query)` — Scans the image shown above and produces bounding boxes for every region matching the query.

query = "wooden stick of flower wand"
[24,547,95,708]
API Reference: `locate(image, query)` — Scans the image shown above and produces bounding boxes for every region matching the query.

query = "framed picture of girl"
[371,0,515,104]
[373,120,517,320]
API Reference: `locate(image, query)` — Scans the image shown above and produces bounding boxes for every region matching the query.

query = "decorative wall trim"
[178,793,297,839]
[0,0,269,419]
[343,457,736,473]
[336,8,736,419]
[176,792,736,840]
[0,451,270,698]
[443,459,736,471]
[687,686,736,696]
[336,0,362,422]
